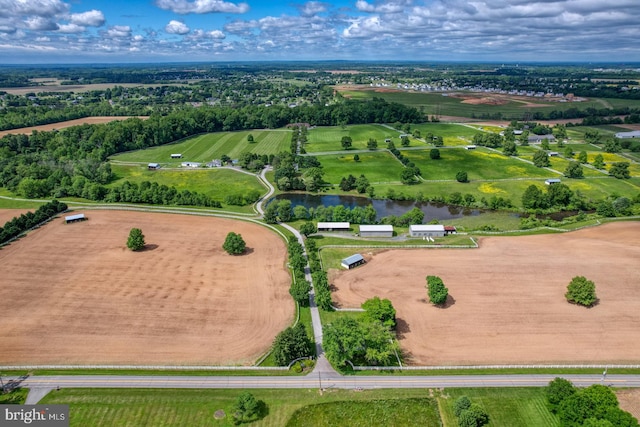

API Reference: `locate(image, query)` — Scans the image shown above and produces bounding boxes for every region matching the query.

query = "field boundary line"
[0,365,288,371]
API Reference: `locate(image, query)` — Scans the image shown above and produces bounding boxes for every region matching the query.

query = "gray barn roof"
[341,254,364,265]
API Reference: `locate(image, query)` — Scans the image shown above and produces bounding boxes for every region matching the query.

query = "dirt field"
[0,209,31,225]
[617,389,640,420]
[330,222,640,365]
[0,210,292,365]
[0,116,149,138]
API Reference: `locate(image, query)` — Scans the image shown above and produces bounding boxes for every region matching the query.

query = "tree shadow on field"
[437,294,456,309]
[141,244,158,251]
[395,317,411,340]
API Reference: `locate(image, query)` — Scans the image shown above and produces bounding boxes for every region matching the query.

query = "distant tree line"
[0,199,67,244]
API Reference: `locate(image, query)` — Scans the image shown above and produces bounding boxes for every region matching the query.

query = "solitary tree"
[533,150,551,167]
[427,275,449,305]
[353,154,360,162]
[609,162,630,179]
[367,138,378,150]
[430,148,441,160]
[564,162,584,179]
[247,134,255,143]
[456,171,468,183]
[566,276,597,307]
[577,151,588,164]
[127,228,145,251]
[299,222,317,237]
[233,391,260,424]
[503,140,518,156]
[341,136,352,150]
[593,154,605,169]
[223,232,246,255]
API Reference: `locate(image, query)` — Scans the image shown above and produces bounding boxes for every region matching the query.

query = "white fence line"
[348,364,640,371]
[0,365,288,371]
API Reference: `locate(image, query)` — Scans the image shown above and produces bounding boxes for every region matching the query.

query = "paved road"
[7,374,640,392]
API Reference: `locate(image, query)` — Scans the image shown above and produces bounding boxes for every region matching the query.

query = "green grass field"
[286,398,441,427]
[109,164,265,212]
[410,123,480,145]
[40,388,441,427]
[305,124,398,152]
[111,129,291,164]
[318,152,403,184]
[438,388,560,427]
[403,147,555,181]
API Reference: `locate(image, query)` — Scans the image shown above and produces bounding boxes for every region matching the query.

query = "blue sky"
[0,0,639,64]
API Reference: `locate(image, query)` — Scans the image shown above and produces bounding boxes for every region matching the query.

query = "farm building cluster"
[316,222,456,240]
[147,155,237,170]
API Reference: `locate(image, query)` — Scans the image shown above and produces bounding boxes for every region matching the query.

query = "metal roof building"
[317,222,350,231]
[65,213,86,224]
[359,224,393,238]
[615,131,640,139]
[409,224,445,237]
[341,254,365,269]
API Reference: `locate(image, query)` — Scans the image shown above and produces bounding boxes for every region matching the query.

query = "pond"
[271,193,482,221]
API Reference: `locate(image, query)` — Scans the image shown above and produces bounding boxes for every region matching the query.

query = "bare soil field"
[0,209,31,225]
[330,222,640,365]
[617,389,640,420]
[0,210,292,365]
[0,116,148,138]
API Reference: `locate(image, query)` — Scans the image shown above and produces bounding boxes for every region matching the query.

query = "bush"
[427,275,448,305]
[565,276,597,307]
[456,171,468,183]
[126,228,145,251]
[454,396,472,417]
[223,232,246,255]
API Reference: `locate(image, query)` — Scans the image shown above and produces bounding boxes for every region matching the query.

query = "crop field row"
[39,387,562,426]
[111,129,291,164]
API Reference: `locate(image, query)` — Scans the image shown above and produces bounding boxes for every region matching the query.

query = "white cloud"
[155,0,249,14]
[0,0,69,18]
[298,1,328,17]
[165,20,190,35]
[106,25,131,38]
[69,10,105,27]
[24,16,58,31]
[355,0,410,14]
[58,23,84,33]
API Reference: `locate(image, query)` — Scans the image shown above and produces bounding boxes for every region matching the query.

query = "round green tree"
[126,228,145,251]
[565,276,597,307]
[456,171,468,183]
[223,232,246,255]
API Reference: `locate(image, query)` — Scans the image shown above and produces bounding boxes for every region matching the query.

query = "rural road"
[6,374,640,392]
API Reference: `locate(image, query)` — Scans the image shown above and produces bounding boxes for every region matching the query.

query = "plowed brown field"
[331,222,640,366]
[0,210,292,365]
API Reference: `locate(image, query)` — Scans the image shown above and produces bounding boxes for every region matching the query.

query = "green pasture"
[318,152,403,184]
[111,129,291,164]
[40,388,441,427]
[286,398,440,427]
[438,388,559,427]
[109,164,265,212]
[0,192,47,209]
[305,124,396,152]
[402,147,555,181]
[410,123,481,146]
[445,211,522,231]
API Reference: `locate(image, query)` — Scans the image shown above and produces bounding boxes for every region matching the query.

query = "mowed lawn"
[402,147,555,181]
[438,388,560,427]
[41,388,442,427]
[411,123,481,146]
[111,129,291,164]
[306,125,397,152]
[319,152,403,184]
[109,164,266,206]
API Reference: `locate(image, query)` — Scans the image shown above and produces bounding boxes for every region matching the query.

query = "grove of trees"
[0,199,67,244]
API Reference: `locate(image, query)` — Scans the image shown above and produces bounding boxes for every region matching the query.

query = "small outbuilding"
[529,134,556,144]
[615,131,640,139]
[341,254,365,269]
[545,178,561,185]
[409,224,445,238]
[148,163,160,170]
[181,162,201,168]
[444,225,457,235]
[171,153,183,159]
[548,151,559,157]
[465,145,477,150]
[317,222,350,232]
[65,213,86,224]
[359,224,393,238]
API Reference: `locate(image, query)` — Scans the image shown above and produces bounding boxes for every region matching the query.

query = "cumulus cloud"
[58,23,85,33]
[355,0,411,14]
[69,10,105,27]
[297,1,329,17]
[155,0,249,14]
[24,16,59,31]
[0,0,69,18]
[106,25,131,38]
[165,20,190,34]
[190,28,225,39]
